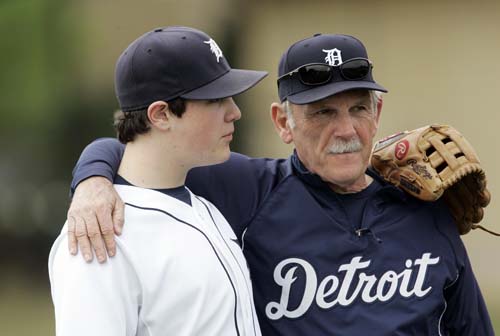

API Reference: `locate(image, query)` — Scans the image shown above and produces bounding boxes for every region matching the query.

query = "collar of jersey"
[113,184,200,224]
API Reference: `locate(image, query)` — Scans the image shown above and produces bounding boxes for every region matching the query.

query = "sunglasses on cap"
[277,57,372,86]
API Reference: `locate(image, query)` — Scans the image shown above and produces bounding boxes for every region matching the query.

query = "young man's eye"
[208,98,224,104]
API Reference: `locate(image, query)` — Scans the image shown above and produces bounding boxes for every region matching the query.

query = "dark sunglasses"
[277,58,372,86]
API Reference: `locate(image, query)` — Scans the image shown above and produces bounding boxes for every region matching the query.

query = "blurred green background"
[1,0,499,334]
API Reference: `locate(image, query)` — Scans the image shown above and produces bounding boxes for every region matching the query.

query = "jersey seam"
[237,156,290,239]
[125,201,241,336]
[241,171,294,250]
[196,196,258,336]
[118,206,155,336]
[438,300,448,336]
[438,271,460,336]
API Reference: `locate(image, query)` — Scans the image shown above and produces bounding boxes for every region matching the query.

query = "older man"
[67,33,493,335]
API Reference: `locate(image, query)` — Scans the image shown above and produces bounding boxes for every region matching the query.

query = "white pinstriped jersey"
[49,184,261,336]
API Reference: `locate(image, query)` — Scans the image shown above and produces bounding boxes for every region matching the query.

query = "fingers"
[96,203,116,258]
[74,215,93,263]
[443,190,465,222]
[456,182,475,222]
[462,174,490,207]
[478,188,491,208]
[65,176,119,262]
[460,174,490,220]
[113,197,125,236]
[443,188,472,234]
[472,207,484,224]
[68,208,112,263]
[454,180,474,208]
[86,213,107,263]
[67,215,78,255]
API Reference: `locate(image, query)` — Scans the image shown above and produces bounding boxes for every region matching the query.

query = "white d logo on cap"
[322,48,343,66]
[204,39,223,63]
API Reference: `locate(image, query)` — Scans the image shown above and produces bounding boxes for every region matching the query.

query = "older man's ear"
[373,97,383,133]
[270,102,294,144]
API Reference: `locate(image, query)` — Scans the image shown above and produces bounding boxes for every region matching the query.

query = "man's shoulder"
[220,152,292,177]
[187,152,293,198]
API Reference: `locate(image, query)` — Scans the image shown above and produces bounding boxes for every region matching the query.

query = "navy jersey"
[72,138,494,336]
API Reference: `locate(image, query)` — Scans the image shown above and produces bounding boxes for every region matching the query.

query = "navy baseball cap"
[277,33,387,104]
[115,26,268,112]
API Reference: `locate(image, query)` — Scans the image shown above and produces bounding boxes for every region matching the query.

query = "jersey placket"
[193,198,259,336]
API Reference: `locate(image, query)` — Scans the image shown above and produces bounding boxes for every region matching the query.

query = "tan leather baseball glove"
[371,124,498,236]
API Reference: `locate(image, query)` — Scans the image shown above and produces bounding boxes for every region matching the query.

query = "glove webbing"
[423,129,481,188]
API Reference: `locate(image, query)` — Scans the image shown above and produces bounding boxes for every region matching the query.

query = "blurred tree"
[0,0,118,239]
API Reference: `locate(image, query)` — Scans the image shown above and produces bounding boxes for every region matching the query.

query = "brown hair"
[113,98,187,143]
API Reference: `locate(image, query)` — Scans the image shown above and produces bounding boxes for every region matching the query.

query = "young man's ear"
[147,101,171,130]
[270,102,293,144]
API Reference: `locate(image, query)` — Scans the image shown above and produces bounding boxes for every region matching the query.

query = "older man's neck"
[328,175,374,194]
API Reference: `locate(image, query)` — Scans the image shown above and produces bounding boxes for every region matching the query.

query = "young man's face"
[289,89,381,191]
[173,98,241,167]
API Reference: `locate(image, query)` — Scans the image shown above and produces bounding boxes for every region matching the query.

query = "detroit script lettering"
[265,252,440,320]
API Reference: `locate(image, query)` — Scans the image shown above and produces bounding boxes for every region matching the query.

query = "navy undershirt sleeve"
[70,139,285,239]
[70,138,125,195]
[187,153,286,239]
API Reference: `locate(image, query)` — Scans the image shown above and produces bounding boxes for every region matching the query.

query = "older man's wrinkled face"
[289,90,381,191]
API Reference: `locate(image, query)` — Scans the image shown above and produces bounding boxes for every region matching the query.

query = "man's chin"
[324,154,367,179]
[323,168,369,192]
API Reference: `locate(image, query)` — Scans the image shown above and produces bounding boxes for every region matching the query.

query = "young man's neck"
[117,135,188,189]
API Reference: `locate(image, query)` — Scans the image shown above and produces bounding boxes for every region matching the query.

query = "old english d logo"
[322,48,343,66]
[204,39,223,63]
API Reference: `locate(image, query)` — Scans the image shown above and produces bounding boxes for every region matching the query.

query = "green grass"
[0,274,54,336]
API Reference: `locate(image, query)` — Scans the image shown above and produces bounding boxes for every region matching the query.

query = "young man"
[49,26,267,336]
[66,33,494,334]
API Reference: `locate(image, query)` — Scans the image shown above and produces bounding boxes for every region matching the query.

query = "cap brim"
[287,81,388,105]
[181,69,268,100]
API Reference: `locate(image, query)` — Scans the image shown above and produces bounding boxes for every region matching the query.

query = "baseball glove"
[371,124,498,236]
